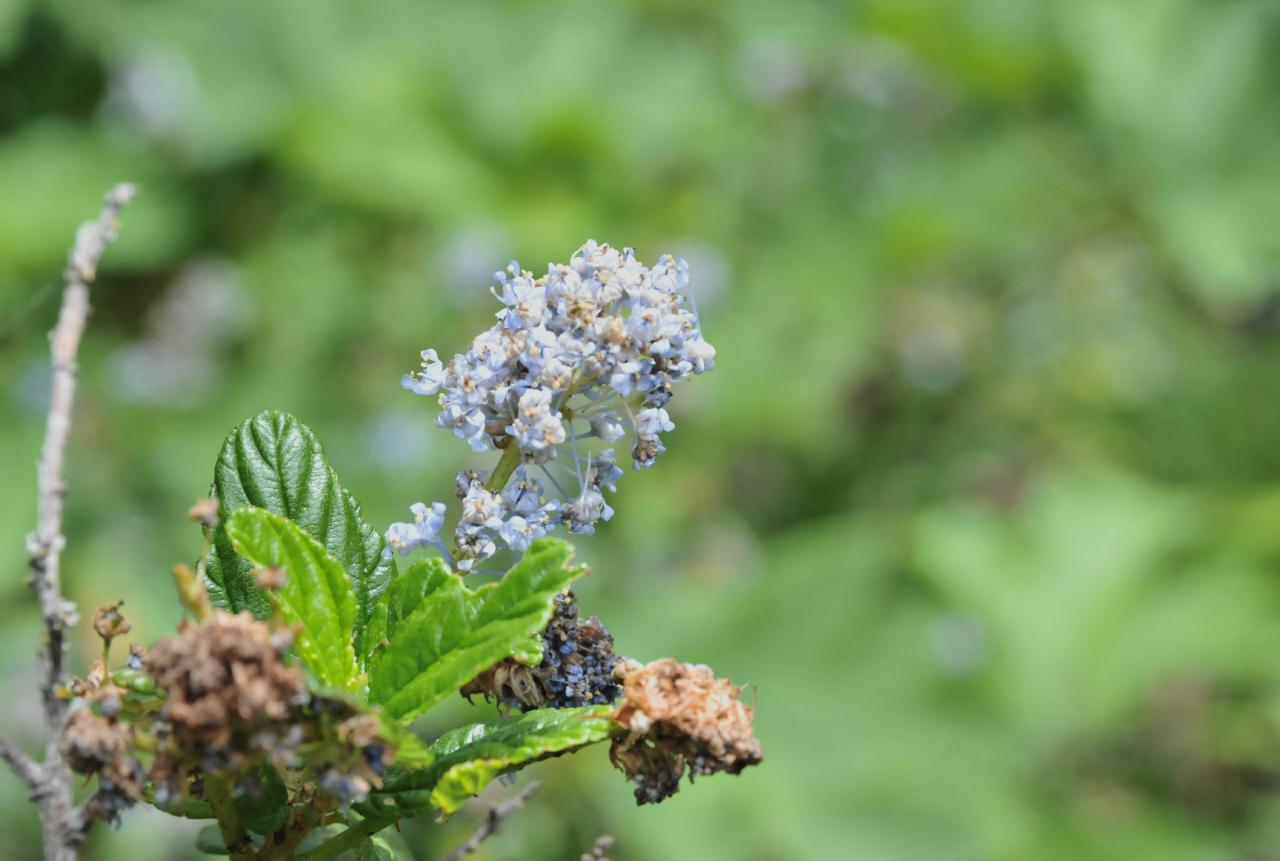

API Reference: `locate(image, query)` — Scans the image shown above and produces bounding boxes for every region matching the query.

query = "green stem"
[485,442,522,493]
[204,773,253,861]
[291,817,391,861]
[257,804,322,861]
[451,443,523,565]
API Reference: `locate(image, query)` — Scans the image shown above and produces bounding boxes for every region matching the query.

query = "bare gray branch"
[581,835,615,861]
[19,183,136,861]
[439,780,542,861]
[0,732,40,790]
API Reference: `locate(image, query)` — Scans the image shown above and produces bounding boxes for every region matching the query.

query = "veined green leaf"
[361,556,450,653]
[367,539,586,721]
[357,706,613,819]
[226,508,360,691]
[205,411,391,663]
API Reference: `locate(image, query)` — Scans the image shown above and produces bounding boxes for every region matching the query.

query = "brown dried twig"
[0,184,136,861]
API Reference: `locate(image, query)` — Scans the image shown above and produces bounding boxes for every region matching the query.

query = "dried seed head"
[143,610,389,805]
[63,707,132,775]
[63,707,144,823]
[609,658,762,804]
[92,601,133,641]
[188,497,220,528]
[461,590,621,710]
[145,610,307,758]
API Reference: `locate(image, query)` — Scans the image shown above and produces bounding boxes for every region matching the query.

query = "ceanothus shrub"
[43,235,761,860]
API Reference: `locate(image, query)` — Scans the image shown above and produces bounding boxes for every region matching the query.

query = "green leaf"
[355,835,398,861]
[357,706,613,820]
[195,824,228,855]
[205,411,392,662]
[147,788,215,820]
[367,539,586,721]
[225,507,360,691]
[234,764,290,836]
[361,556,450,654]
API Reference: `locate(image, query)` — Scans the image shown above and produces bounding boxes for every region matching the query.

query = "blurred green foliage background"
[4,0,1280,858]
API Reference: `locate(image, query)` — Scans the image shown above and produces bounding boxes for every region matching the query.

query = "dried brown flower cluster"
[461,590,621,710]
[609,658,763,804]
[147,610,306,755]
[144,610,390,808]
[146,610,308,799]
[64,605,147,823]
[62,707,145,823]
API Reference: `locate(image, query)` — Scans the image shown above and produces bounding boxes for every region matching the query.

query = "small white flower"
[636,407,674,439]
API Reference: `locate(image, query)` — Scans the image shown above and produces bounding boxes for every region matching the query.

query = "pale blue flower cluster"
[386,240,715,569]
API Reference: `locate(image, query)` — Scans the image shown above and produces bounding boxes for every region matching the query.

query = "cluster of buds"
[609,659,763,805]
[390,241,715,570]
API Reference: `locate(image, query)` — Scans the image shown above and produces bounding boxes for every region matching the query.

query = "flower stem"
[204,773,251,861]
[291,816,391,861]
[485,442,522,493]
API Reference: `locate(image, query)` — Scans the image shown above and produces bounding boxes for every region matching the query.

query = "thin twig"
[9,183,136,861]
[581,834,615,861]
[439,780,542,861]
[0,733,40,790]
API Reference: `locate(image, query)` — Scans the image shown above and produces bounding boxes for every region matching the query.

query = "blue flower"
[401,348,446,396]
[382,501,447,558]
[398,240,718,562]
[508,387,566,462]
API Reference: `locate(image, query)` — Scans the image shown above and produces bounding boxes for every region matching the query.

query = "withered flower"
[461,590,621,710]
[609,658,762,804]
[146,610,307,764]
[92,601,132,642]
[62,707,144,823]
[188,497,220,528]
[144,610,390,806]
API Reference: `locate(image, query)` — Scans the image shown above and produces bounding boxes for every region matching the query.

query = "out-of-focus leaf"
[205,411,391,664]
[357,706,613,820]
[195,824,228,855]
[367,539,585,721]
[148,789,214,820]
[355,835,398,861]
[233,764,290,836]
[225,507,359,691]
[379,717,434,771]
